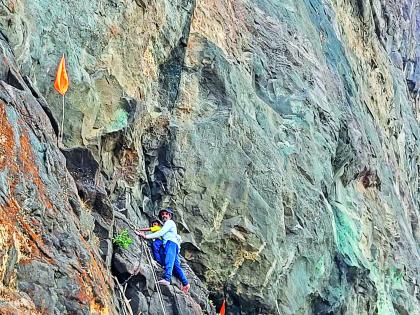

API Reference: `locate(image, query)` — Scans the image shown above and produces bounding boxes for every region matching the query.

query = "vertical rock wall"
[0,34,116,314]
[0,0,418,314]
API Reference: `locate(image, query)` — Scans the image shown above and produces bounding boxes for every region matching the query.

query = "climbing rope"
[141,239,167,315]
[112,211,167,314]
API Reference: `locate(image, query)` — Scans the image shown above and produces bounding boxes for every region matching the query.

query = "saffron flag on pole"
[219,299,226,315]
[54,55,69,95]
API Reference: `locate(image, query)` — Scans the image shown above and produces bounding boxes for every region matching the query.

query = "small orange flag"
[54,55,69,95]
[219,299,226,315]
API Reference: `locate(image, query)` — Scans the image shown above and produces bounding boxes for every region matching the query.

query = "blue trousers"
[152,239,164,266]
[163,240,189,286]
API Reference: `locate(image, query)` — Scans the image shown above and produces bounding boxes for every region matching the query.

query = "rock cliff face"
[0,0,419,314]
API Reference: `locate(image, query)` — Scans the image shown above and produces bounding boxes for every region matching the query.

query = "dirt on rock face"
[0,0,419,314]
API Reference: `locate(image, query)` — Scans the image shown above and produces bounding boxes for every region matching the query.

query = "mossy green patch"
[106,108,128,133]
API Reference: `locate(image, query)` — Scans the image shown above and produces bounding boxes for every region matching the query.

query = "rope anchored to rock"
[113,211,167,315]
[140,238,167,315]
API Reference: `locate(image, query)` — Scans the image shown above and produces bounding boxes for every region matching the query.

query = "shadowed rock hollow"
[0,0,419,314]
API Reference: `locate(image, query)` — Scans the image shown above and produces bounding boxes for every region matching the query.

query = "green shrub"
[112,229,133,249]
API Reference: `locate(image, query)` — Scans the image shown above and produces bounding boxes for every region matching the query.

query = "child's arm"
[135,227,151,235]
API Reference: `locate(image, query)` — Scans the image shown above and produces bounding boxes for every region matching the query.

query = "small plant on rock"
[112,229,133,249]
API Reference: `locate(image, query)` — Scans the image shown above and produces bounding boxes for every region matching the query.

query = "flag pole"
[60,94,65,145]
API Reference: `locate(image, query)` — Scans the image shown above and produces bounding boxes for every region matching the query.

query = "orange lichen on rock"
[74,274,112,315]
[90,301,110,315]
[0,101,17,172]
[78,230,112,287]
[0,103,50,263]
[0,287,40,315]
[19,129,53,210]
[74,274,92,304]
[1,101,53,210]
[0,198,43,271]
[87,261,113,315]
[0,203,43,315]
[68,235,114,314]
[72,254,112,314]
[0,198,55,314]
[16,216,54,264]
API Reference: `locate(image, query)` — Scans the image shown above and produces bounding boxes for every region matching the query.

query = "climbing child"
[136,218,164,266]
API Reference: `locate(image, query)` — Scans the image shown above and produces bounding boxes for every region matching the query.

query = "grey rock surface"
[0,0,419,314]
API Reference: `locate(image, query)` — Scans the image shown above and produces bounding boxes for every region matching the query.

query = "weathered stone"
[126,289,149,315]
[17,282,56,313]
[0,0,418,314]
[0,37,117,314]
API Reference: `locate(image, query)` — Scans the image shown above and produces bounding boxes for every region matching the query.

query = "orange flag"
[54,55,69,95]
[219,299,226,315]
